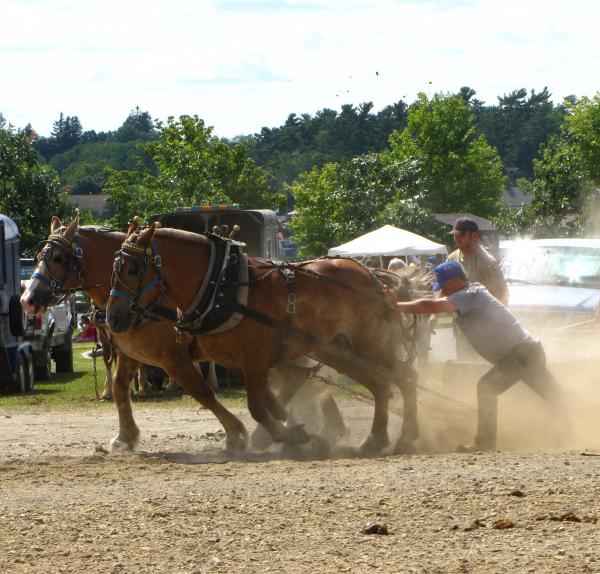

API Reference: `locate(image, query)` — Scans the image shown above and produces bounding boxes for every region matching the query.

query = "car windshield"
[502,244,600,288]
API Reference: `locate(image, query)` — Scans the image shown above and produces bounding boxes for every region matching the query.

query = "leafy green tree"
[514,93,600,236]
[389,92,504,218]
[105,115,279,225]
[50,140,142,194]
[115,107,155,142]
[567,93,600,179]
[289,152,438,256]
[476,88,566,180]
[0,127,67,251]
[35,112,84,159]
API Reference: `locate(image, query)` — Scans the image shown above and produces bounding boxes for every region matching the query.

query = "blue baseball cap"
[432,261,466,291]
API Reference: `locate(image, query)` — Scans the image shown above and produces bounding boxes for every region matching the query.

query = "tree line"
[1,87,599,255]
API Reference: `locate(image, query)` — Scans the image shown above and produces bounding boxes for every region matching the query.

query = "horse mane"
[373,266,434,301]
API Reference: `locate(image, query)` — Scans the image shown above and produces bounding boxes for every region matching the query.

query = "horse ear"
[51,216,61,233]
[139,222,157,247]
[64,216,79,239]
[126,216,140,238]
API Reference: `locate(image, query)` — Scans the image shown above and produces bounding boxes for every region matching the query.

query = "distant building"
[68,194,112,218]
[502,186,532,210]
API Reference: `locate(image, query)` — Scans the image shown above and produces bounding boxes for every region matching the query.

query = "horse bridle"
[32,231,84,300]
[110,236,171,321]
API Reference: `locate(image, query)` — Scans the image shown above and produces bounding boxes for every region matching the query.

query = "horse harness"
[112,232,419,363]
[33,230,84,300]
[33,226,113,299]
[110,237,177,325]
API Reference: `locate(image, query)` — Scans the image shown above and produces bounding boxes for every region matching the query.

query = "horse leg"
[137,365,151,396]
[393,366,419,454]
[110,354,142,451]
[243,367,311,447]
[318,389,350,443]
[250,363,311,449]
[357,381,391,455]
[165,361,248,452]
[205,361,218,393]
[99,327,114,401]
[101,362,114,401]
[314,345,391,454]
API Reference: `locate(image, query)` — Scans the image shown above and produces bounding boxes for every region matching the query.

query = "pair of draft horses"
[21,216,428,456]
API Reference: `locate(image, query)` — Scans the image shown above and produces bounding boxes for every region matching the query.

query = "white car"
[20,258,74,379]
[501,238,600,359]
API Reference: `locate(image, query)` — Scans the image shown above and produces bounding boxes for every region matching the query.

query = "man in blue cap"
[385,260,563,452]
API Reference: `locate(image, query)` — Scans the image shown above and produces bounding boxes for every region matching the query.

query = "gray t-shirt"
[448,283,537,364]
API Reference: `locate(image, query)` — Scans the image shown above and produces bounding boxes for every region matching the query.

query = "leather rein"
[110,237,178,323]
[110,235,418,362]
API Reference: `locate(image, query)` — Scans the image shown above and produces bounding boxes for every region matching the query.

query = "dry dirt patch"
[1,405,600,573]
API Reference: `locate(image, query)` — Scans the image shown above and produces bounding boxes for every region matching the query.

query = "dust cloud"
[265,335,600,457]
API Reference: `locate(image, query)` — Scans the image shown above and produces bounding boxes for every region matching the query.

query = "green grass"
[1,342,439,413]
[0,342,247,412]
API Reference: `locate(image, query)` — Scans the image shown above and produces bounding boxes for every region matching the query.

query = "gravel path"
[1,402,600,573]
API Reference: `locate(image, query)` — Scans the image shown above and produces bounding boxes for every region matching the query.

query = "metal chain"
[307,369,476,415]
[92,338,99,400]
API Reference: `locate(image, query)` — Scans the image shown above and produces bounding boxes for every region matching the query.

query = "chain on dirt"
[308,370,476,417]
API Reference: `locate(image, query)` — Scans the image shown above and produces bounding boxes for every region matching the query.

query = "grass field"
[0,341,247,412]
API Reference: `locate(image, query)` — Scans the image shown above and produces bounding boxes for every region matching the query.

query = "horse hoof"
[393,440,416,455]
[359,435,389,457]
[287,424,310,445]
[110,437,136,452]
[250,425,274,451]
[309,435,331,459]
[225,433,248,453]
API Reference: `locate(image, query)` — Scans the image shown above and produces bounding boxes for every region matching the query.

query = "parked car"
[20,258,74,379]
[501,238,600,359]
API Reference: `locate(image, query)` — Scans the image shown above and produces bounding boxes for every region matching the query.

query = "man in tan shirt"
[447,217,508,304]
[446,217,509,360]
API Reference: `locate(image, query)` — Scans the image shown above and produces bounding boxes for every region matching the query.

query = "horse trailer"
[0,214,36,392]
[149,204,281,260]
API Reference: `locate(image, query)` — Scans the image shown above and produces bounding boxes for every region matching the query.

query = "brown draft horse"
[20,217,345,453]
[106,221,425,454]
[20,217,250,452]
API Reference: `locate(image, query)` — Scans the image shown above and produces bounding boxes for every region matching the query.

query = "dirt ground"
[1,389,600,574]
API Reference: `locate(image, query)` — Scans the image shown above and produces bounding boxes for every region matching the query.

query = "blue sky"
[2,0,599,138]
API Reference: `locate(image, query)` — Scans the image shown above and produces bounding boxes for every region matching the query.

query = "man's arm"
[388,296,457,315]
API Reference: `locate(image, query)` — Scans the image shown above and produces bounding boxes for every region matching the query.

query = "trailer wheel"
[11,354,28,394]
[25,352,36,392]
[54,337,73,373]
[35,343,52,381]
[8,295,25,337]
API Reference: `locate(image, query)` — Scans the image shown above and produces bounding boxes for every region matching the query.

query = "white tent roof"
[327,225,447,257]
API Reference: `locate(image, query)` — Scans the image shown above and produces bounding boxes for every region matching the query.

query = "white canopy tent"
[327,224,447,257]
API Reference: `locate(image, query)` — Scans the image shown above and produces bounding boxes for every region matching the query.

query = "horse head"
[20,216,82,315]
[106,218,163,333]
